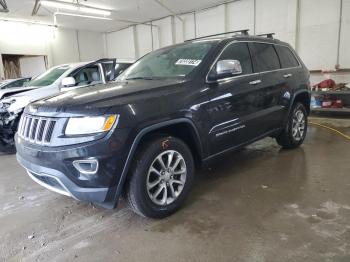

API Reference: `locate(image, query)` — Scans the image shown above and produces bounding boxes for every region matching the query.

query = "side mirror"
[213,60,242,81]
[61,77,76,90]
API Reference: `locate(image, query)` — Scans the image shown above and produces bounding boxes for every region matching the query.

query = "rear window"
[275,45,299,68]
[249,43,280,72]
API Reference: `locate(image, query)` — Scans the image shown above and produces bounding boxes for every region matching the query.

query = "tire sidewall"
[133,136,195,217]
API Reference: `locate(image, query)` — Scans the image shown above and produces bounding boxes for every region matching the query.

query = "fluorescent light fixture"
[0,17,56,27]
[79,7,111,16]
[41,0,111,16]
[55,12,113,20]
[41,0,77,11]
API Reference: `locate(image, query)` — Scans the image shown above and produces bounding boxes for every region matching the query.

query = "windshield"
[118,41,216,80]
[26,65,71,87]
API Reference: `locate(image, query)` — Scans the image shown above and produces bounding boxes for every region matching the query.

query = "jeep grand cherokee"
[15,33,310,218]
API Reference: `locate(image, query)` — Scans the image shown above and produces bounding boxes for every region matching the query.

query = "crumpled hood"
[0,86,38,100]
[10,85,58,100]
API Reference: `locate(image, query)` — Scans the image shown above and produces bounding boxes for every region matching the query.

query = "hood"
[0,86,37,99]
[29,78,188,115]
[11,85,59,101]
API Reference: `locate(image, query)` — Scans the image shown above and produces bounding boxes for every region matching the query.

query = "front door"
[204,42,265,155]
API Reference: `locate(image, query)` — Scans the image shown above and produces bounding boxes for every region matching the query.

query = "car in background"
[0,77,32,99]
[0,59,131,152]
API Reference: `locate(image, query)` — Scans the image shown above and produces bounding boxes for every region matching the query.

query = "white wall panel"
[77,31,105,62]
[153,17,174,47]
[136,24,153,58]
[50,28,80,65]
[255,0,297,46]
[19,56,46,78]
[106,27,136,61]
[175,17,184,43]
[181,13,195,40]
[299,0,340,70]
[227,0,254,33]
[339,0,350,68]
[196,5,226,37]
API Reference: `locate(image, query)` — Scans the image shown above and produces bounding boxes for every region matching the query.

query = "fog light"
[73,159,99,175]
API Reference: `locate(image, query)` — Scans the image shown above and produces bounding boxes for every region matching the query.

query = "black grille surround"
[18,114,57,145]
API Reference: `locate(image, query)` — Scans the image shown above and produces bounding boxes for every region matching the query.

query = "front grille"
[18,115,57,144]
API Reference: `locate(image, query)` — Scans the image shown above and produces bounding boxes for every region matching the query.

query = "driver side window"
[209,42,253,79]
[73,65,101,86]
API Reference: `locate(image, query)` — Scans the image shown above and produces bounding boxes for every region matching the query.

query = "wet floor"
[0,119,349,262]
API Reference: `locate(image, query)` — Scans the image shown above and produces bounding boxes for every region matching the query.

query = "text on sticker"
[175,59,202,66]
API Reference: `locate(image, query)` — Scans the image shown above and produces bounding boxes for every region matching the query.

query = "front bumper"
[15,128,131,208]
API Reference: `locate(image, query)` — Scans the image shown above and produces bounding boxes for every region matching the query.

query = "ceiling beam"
[32,0,41,16]
[0,0,8,13]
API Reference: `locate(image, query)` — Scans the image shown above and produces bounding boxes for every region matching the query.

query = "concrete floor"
[0,118,349,262]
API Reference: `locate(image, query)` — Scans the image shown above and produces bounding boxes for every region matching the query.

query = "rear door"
[248,42,284,132]
[274,45,302,121]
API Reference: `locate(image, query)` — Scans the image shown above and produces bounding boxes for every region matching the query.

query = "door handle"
[283,73,292,78]
[249,80,262,85]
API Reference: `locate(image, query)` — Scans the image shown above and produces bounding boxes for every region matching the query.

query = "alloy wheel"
[146,150,187,206]
[292,109,305,141]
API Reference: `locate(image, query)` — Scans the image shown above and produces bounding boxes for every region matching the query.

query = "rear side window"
[249,43,280,72]
[209,42,253,77]
[275,45,299,68]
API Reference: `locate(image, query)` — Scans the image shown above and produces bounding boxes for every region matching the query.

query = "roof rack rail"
[257,33,275,39]
[185,29,249,42]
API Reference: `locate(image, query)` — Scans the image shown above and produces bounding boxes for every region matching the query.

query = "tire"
[124,136,195,218]
[276,102,308,149]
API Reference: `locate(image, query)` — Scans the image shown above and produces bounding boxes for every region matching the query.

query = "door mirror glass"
[61,77,76,89]
[216,59,242,78]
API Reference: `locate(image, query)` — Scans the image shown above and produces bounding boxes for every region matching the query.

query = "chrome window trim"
[206,40,302,84]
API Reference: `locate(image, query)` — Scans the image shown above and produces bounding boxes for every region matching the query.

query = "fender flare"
[283,90,311,126]
[110,118,203,208]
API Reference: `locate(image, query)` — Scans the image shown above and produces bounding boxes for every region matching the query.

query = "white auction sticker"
[175,59,202,66]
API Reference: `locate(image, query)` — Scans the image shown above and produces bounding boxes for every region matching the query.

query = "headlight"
[65,115,118,135]
[7,96,30,113]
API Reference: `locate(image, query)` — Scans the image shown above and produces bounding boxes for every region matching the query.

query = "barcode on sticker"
[175,59,202,66]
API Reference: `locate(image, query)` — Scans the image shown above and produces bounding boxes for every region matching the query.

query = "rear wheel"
[276,102,307,149]
[124,136,195,218]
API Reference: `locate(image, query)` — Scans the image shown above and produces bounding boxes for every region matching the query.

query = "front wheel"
[276,102,308,149]
[124,136,195,218]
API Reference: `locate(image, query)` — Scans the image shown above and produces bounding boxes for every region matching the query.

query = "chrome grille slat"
[21,117,26,136]
[18,115,56,145]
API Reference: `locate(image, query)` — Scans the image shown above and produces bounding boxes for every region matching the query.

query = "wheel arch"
[111,118,203,208]
[291,90,311,115]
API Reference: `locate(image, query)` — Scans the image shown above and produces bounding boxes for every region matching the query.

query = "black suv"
[15,33,310,218]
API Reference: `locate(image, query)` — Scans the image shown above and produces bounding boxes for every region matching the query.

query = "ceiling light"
[0,17,56,27]
[55,12,113,21]
[40,1,111,16]
[41,1,77,11]
[79,7,111,16]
